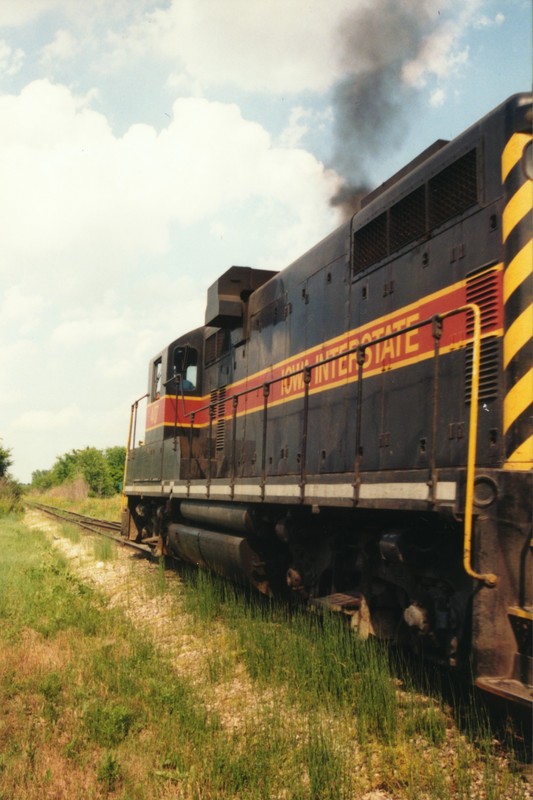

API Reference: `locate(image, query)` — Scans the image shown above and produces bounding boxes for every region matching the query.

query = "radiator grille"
[429,149,477,229]
[389,186,426,251]
[353,148,478,273]
[353,212,387,272]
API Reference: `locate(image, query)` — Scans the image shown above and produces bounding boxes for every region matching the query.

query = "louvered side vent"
[465,269,500,334]
[464,337,500,402]
[464,270,500,403]
[205,329,229,366]
[211,385,227,452]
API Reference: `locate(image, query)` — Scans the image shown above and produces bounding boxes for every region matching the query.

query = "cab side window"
[152,358,162,400]
[173,346,198,392]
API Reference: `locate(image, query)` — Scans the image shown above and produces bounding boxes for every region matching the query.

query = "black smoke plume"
[330,0,434,217]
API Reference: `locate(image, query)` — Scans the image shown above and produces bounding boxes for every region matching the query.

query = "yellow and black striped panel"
[502,130,533,469]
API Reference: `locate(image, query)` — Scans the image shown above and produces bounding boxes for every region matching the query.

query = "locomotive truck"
[122,93,532,708]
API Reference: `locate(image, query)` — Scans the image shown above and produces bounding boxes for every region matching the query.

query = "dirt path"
[25,509,281,733]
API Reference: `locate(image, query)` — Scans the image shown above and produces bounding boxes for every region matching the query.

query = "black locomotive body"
[123,94,532,708]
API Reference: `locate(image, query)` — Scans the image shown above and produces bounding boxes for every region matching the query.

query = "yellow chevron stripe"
[504,239,533,303]
[503,181,533,242]
[503,367,533,434]
[504,304,533,368]
[502,132,533,182]
[504,434,533,470]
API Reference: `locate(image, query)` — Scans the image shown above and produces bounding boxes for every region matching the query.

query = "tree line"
[31,446,126,497]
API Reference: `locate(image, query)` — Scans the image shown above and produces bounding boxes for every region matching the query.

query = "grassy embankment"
[0,495,528,798]
[27,481,122,520]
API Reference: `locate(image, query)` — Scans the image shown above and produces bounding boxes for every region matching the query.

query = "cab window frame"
[172,345,198,393]
[151,357,163,401]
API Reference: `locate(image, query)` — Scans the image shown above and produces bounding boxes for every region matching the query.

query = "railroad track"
[27,502,155,557]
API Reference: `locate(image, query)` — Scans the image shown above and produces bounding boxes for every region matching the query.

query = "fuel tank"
[166,522,270,594]
[179,500,254,533]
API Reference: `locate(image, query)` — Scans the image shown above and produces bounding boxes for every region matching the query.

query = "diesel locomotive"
[122,93,532,708]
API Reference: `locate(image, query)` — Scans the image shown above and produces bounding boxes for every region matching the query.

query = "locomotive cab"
[124,327,204,492]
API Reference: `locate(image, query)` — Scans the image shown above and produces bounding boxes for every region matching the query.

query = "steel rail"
[27,502,154,556]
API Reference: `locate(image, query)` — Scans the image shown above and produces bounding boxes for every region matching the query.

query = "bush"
[0,477,23,516]
[31,446,126,496]
[0,443,13,478]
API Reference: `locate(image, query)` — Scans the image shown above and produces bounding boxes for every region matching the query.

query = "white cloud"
[50,315,129,348]
[0,78,341,480]
[105,0,355,94]
[0,39,24,76]
[0,0,60,27]
[429,88,447,108]
[39,28,78,66]
[0,81,339,294]
[474,12,505,28]
[398,0,486,91]
[12,404,82,432]
[278,107,312,148]
[0,0,489,102]
[402,22,470,88]
[0,339,36,407]
[0,1,151,30]
[0,285,44,333]
[209,221,226,241]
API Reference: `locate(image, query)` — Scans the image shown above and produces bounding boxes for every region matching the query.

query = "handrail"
[429,315,443,503]
[132,304,497,586]
[260,383,270,499]
[177,312,444,505]
[122,392,149,510]
[128,392,149,451]
[439,304,497,587]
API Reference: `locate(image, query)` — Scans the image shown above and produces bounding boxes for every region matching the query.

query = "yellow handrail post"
[121,393,148,514]
[121,401,136,513]
[441,303,497,587]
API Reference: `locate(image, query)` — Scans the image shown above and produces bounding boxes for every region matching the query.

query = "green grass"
[60,522,82,544]
[3,511,527,799]
[0,514,360,799]
[177,565,529,800]
[183,570,398,741]
[26,486,122,520]
[92,534,116,562]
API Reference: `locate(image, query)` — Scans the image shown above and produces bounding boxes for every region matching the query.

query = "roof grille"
[352,148,478,274]
[353,212,387,273]
[429,149,477,229]
[389,186,426,251]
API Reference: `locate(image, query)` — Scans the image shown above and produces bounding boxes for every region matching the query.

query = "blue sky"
[0,0,531,483]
